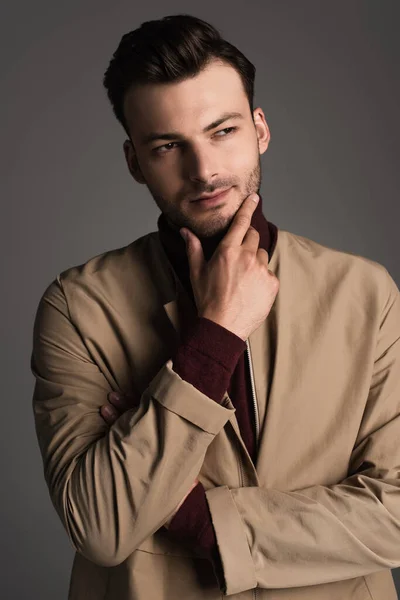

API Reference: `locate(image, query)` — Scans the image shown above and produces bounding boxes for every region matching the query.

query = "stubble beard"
[147,157,262,240]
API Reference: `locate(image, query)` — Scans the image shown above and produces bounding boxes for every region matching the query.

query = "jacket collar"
[146,207,280,473]
[147,198,279,474]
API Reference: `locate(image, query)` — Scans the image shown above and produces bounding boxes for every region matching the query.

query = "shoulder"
[59,231,157,282]
[35,231,161,311]
[278,228,398,312]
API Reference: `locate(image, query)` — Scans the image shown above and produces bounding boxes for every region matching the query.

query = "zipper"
[246,339,260,447]
[235,340,259,486]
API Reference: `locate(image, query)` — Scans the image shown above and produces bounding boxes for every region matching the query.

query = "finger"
[220,193,259,247]
[257,247,270,266]
[108,392,138,411]
[242,225,260,253]
[181,228,205,280]
[100,404,120,424]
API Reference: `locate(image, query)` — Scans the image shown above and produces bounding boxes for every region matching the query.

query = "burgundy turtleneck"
[157,195,278,583]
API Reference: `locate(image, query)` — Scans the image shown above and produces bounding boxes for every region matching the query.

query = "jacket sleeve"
[205,268,400,596]
[30,276,235,568]
[166,316,246,582]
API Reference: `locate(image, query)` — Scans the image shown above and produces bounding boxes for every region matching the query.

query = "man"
[31,13,400,600]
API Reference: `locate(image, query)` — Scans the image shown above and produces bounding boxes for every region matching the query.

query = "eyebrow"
[140,111,244,146]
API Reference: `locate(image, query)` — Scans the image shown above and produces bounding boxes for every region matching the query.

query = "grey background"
[1,1,399,598]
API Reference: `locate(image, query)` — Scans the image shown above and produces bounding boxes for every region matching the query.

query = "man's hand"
[100,391,199,529]
[100,390,140,423]
[180,192,279,341]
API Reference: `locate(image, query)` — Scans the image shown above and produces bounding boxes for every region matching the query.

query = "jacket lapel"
[163,299,180,334]
[155,230,278,478]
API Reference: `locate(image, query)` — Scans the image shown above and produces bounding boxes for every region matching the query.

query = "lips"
[191,188,231,202]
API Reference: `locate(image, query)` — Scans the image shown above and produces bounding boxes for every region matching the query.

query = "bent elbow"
[77,540,133,568]
[64,502,136,567]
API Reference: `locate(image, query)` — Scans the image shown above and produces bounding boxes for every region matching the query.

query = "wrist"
[200,313,246,341]
[165,479,200,529]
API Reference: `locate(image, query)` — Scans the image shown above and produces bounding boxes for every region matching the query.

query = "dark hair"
[103,14,256,136]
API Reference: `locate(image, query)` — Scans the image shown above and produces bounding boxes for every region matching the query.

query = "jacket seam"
[362,575,374,600]
[56,273,73,322]
[135,547,198,558]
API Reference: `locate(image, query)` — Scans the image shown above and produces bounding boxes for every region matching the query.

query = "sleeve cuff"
[172,316,246,403]
[205,485,257,595]
[148,359,235,435]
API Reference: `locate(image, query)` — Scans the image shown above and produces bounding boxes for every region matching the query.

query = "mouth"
[190,187,232,207]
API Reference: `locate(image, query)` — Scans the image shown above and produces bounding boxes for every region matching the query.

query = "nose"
[184,143,218,185]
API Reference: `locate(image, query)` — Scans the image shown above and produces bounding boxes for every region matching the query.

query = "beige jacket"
[31,227,400,599]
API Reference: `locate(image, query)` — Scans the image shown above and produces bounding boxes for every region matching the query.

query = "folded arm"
[31,276,235,567]
[205,268,400,595]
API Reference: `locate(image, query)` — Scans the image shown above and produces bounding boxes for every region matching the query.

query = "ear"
[252,108,271,156]
[123,139,147,184]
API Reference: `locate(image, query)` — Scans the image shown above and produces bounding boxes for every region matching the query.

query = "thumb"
[180,228,204,278]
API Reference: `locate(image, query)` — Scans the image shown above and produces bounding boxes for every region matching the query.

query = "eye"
[153,126,238,155]
[214,126,238,137]
[154,141,180,154]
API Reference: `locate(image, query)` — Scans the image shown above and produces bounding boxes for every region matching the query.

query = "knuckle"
[271,275,280,289]
[219,244,235,260]
[249,227,259,238]
[257,248,269,261]
[266,268,279,286]
[242,248,256,265]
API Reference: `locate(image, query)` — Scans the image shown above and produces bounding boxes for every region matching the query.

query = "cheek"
[148,169,188,208]
[227,130,259,168]
[227,144,257,174]
[143,157,180,191]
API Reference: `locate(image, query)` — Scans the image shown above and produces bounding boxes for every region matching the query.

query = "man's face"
[123,59,270,239]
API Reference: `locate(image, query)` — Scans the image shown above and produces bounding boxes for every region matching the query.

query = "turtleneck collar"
[157,194,278,300]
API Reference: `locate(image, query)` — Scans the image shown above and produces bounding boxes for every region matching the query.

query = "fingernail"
[110,392,121,401]
[180,229,187,241]
[252,193,259,203]
[104,406,116,418]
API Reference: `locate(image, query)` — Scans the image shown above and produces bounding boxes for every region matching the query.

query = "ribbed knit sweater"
[156,195,278,581]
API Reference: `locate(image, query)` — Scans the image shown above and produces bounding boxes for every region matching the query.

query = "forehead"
[124,61,249,141]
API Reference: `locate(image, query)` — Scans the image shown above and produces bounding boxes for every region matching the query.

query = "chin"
[193,217,232,240]
[170,195,239,238]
